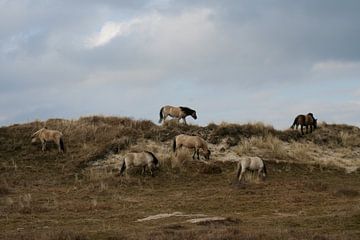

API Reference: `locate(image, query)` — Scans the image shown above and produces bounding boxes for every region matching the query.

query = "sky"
[1,0,360,129]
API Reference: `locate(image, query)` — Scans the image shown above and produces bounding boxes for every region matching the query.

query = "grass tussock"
[235,135,288,160]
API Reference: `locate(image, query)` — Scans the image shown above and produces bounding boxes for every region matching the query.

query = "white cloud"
[312,60,360,72]
[85,19,141,48]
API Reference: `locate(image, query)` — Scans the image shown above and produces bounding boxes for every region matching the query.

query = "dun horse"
[173,134,211,160]
[236,157,267,182]
[119,151,159,177]
[31,127,65,153]
[159,105,197,125]
[291,113,317,135]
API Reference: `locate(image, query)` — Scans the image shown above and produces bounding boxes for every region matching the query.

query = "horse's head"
[191,111,197,120]
[31,131,40,143]
[204,149,211,160]
[31,136,38,143]
[313,118,318,129]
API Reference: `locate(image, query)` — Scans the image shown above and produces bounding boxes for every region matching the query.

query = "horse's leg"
[142,166,146,175]
[149,165,154,177]
[197,148,200,160]
[300,125,304,135]
[310,125,313,133]
[192,148,196,159]
[238,170,245,182]
[41,140,46,151]
[306,125,309,134]
[257,169,262,180]
[183,117,187,125]
[56,138,61,152]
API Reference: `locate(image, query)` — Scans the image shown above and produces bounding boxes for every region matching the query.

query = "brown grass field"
[0,116,359,239]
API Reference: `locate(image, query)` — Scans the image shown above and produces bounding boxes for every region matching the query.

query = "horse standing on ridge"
[31,127,65,153]
[291,113,317,135]
[119,151,159,177]
[159,105,197,125]
[173,134,211,160]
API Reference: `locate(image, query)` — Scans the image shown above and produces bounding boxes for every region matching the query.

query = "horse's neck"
[201,141,208,150]
[32,128,44,137]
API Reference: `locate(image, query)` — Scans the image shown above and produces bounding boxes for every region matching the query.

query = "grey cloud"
[1,0,359,127]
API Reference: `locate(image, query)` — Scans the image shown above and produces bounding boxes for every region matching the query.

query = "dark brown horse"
[291,113,317,135]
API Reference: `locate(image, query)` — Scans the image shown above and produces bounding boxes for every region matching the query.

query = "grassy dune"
[0,116,360,239]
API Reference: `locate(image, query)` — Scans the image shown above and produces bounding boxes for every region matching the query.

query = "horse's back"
[40,129,62,140]
[240,157,263,170]
[125,152,152,167]
[176,134,203,147]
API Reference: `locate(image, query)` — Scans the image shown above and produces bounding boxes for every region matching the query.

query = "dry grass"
[1,116,360,239]
[235,135,288,160]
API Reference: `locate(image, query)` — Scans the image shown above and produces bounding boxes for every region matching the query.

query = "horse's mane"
[145,151,159,165]
[31,128,45,137]
[179,106,195,115]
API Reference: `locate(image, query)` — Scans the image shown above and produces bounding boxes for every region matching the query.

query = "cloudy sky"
[1,0,360,128]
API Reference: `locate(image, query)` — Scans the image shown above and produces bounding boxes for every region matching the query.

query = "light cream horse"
[173,134,211,160]
[236,157,267,182]
[31,127,65,153]
[119,151,159,177]
[159,105,197,125]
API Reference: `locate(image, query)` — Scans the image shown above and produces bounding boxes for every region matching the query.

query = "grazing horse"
[291,113,317,135]
[236,157,267,182]
[159,105,197,125]
[31,127,65,153]
[173,134,211,160]
[119,151,159,177]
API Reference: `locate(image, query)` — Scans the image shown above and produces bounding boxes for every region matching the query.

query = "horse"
[173,134,211,160]
[31,127,65,153]
[291,113,317,135]
[119,151,159,177]
[159,105,197,125]
[236,156,267,182]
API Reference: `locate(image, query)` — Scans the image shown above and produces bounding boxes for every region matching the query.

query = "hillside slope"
[1,116,360,239]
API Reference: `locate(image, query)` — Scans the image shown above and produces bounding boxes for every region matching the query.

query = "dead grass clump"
[171,150,190,168]
[108,137,134,153]
[198,163,222,174]
[208,122,279,145]
[236,135,288,160]
[289,141,314,162]
[334,188,359,198]
[145,227,272,240]
[18,193,32,214]
[305,182,329,192]
[0,179,11,196]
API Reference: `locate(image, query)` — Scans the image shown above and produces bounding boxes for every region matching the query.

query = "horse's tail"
[159,107,164,123]
[145,151,159,167]
[119,159,126,175]
[172,137,177,152]
[263,161,267,175]
[60,138,65,153]
[290,116,298,129]
[236,162,242,179]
